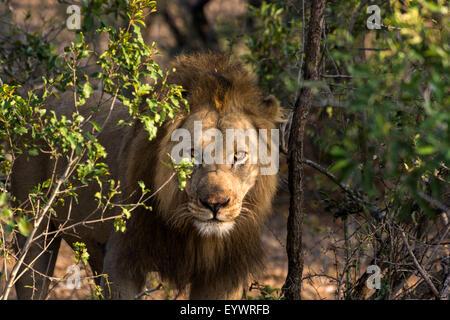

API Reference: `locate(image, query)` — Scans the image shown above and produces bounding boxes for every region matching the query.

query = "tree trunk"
[283,0,326,300]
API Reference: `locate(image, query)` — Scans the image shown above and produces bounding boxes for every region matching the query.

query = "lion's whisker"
[239,207,258,225]
[242,201,258,208]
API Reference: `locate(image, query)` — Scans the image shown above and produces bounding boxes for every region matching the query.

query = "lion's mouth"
[193,219,235,237]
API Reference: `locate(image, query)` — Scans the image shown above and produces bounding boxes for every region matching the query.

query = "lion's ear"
[261,94,284,123]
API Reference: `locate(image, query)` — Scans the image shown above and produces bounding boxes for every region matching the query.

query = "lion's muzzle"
[199,194,230,217]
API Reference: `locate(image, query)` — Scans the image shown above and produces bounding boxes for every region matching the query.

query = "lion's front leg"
[189,281,245,300]
[100,232,146,299]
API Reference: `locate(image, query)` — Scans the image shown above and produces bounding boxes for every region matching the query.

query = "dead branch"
[135,283,163,300]
[399,227,440,299]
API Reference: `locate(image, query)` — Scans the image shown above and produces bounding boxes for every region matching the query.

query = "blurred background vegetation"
[0,0,449,299]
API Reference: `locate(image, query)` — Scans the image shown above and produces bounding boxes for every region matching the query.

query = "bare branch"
[399,227,440,299]
[135,283,163,300]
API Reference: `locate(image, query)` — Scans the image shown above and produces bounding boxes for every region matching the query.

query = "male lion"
[11,53,283,299]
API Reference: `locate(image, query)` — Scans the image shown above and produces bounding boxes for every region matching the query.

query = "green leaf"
[0,193,8,207]
[17,216,32,237]
[90,121,102,132]
[417,146,435,155]
[82,81,93,99]
[28,148,39,156]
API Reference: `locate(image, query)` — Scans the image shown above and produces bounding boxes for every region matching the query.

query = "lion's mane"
[114,53,283,295]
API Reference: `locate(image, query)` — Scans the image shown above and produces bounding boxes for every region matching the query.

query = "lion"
[11,53,283,299]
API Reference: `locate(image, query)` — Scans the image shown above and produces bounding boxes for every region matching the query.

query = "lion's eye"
[190,148,200,160]
[234,151,247,164]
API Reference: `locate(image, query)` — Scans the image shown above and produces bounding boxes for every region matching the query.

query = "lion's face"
[150,54,283,239]
[154,100,281,238]
[176,110,260,237]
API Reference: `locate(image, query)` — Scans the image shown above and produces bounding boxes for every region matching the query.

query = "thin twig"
[348,0,370,34]
[302,158,364,204]
[294,0,306,103]
[135,283,163,299]
[399,227,440,299]
[418,191,449,219]
[1,151,75,300]
[320,74,353,78]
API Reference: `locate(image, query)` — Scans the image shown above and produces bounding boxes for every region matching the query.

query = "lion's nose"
[200,196,230,216]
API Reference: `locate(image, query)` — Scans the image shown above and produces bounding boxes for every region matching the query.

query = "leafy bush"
[0,0,190,299]
[245,0,449,299]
